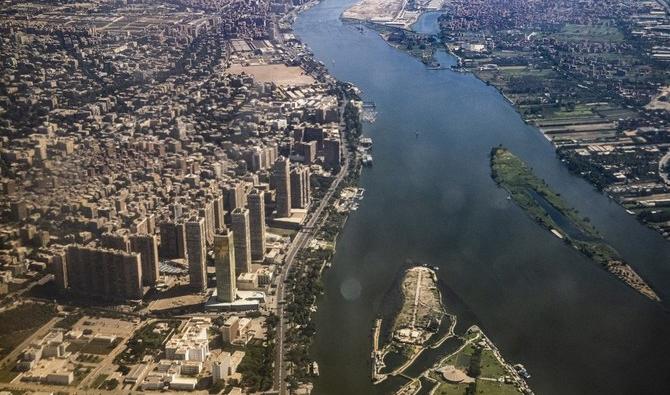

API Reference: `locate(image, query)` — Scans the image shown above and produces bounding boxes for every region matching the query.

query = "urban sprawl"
[1,0,670,394]
[0,0,365,393]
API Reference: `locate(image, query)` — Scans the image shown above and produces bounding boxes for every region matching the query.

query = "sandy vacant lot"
[342,0,403,22]
[342,0,443,26]
[226,63,316,86]
[73,316,137,338]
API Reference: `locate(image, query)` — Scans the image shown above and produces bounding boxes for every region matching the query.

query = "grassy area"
[0,363,20,383]
[0,303,56,357]
[479,349,507,378]
[545,105,594,120]
[490,147,599,237]
[435,382,469,395]
[72,364,92,385]
[442,342,476,370]
[557,23,624,42]
[433,357,520,394]
[474,379,522,395]
[54,312,83,330]
[490,147,659,300]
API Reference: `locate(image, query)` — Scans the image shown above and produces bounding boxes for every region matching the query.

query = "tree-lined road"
[274,101,353,394]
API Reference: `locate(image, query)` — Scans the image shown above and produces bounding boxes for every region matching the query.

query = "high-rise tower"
[247,190,266,261]
[231,208,252,274]
[214,230,236,303]
[186,218,207,291]
[273,157,291,217]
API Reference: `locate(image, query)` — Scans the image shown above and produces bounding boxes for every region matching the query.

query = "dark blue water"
[294,1,670,394]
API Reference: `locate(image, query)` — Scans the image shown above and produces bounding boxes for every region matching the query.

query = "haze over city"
[0,0,669,394]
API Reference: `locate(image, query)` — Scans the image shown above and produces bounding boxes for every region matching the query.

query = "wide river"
[294,1,670,394]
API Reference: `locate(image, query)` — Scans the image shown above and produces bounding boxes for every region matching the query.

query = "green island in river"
[490,147,660,302]
[373,266,533,394]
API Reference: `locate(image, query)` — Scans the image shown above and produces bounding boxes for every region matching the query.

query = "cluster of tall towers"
[271,156,311,219]
[55,157,308,303]
[173,191,267,302]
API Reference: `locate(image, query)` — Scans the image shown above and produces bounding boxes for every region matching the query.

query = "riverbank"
[341,0,670,244]
[491,147,660,302]
[410,325,532,395]
[296,1,670,393]
[279,85,365,391]
[435,2,670,243]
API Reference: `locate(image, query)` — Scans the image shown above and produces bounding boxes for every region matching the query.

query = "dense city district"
[0,0,368,393]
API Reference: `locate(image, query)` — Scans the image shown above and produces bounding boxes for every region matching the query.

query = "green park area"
[0,303,56,358]
[490,147,598,237]
[428,332,522,395]
[556,23,624,42]
[238,340,275,393]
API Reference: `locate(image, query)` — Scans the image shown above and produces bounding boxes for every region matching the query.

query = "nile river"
[294,1,670,394]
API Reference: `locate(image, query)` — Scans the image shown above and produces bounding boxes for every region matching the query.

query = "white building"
[212,352,231,382]
[169,376,198,390]
[165,318,210,362]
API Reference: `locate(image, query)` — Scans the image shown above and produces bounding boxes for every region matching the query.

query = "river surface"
[294,2,670,394]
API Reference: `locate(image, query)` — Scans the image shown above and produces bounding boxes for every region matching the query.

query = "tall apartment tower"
[199,200,215,245]
[290,165,311,209]
[159,221,187,259]
[214,230,236,303]
[273,157,291,217]
[130,234,160,286]
[51,250,68,292]
[247,190,266,261]
[324,137,341,171]
[186,218,207,291]
[231,208,252,274]
[213,195,225,231]
[65,245,143,301]
[224,183,246,212]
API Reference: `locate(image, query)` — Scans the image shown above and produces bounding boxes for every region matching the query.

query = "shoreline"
[372,266,445,384]
[340,4,670,247]
[375,266,534,394]
[490,147,660,302]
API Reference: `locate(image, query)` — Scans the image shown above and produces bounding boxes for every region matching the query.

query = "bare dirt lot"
[226,64,316,86]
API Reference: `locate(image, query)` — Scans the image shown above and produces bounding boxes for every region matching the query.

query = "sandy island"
[342,0,444,29]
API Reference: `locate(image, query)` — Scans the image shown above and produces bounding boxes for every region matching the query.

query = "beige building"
[231,208,251,274]
[214,230,236,303]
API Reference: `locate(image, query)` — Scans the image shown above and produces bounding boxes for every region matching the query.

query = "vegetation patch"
[490,146,660,301]
[114,320,179,365]
[238,340,275,392]
[0,303,55,357]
